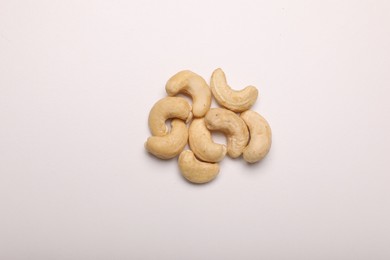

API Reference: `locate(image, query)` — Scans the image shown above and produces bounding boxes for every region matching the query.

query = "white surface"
[1,0,390,259]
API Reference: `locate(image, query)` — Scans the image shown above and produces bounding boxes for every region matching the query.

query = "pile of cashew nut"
[145,68,272,184]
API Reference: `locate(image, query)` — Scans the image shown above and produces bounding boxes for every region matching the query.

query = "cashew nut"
[145,119,188,159]
[178,150,219,184]
[189,118,227,163]
[241,110,272,163]
[210,68,258,112]
[148,97,192,137]
[165,70,211,117]
[204,108,249,158]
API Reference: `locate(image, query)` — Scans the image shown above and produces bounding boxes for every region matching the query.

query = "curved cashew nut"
[178,150,219,184]
[210,68,258,112]
[148,97,192,137]
[165,70,211,117]
[204,108,249,158]
[189,118,227,163]
[241,110,272,163]
[145,119,188,159]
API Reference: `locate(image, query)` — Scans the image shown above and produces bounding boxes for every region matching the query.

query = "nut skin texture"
[210,68,258,112]
[148,97,192,137]
[204,108,249,158]
[178,150,219,184]
[241,110,272,163]
[165,70,212,118]
[145,119,188,159]
[189,118,227,163]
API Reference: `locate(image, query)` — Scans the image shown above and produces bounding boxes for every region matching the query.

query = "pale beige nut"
[204,108,249,158]
[178,150,219,184]
[241,110,272,163]
[145,119,188,159]
[210,68,258,112]
[189,118,227,163]
[165,70,212,118]
[148,97,192,137]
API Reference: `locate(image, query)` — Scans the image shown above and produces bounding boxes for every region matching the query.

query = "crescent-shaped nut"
[165,70,212,118]
[210,68,258,112]
[145,119,188,159]
[178,150,219,184]
[189,118,227,163]
[241,110,272,163]
[148,97,192,137]
[204,108,249,158]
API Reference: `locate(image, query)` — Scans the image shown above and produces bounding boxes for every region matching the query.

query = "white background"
[1,0,390,259]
